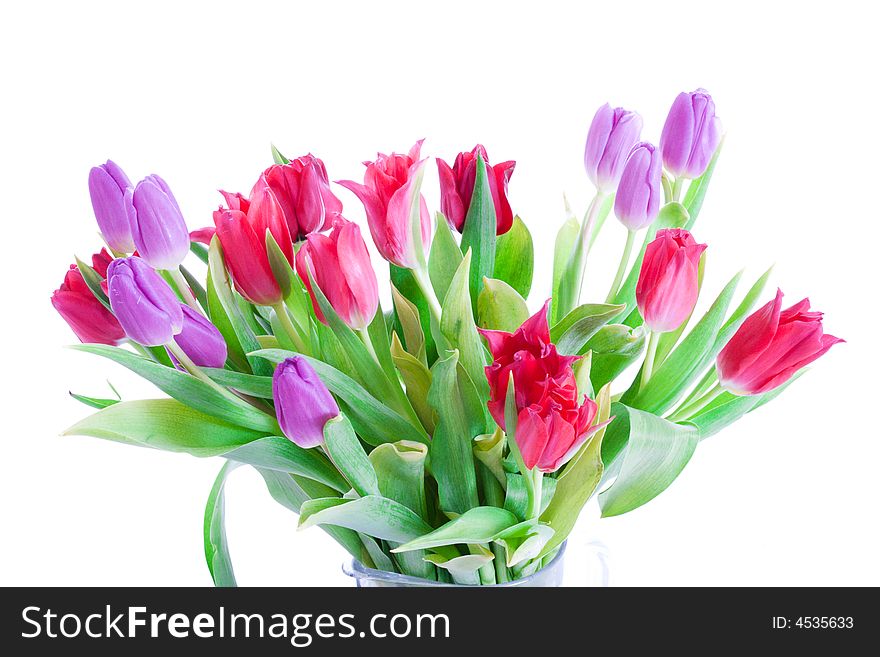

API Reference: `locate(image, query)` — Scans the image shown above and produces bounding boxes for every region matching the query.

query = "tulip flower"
[273,356,340,448]
[717,289,843,396]
[262,155,343,240]
[660,89,722,180]
[614,142,662,232]
[130,175,191,270]
[480,302,605,473]
[337,141,431,270]
[636,228,706,334]
[213,184,294,306]
[173,305,227,368]
[584,104,643,193]
[51,249,125,345]
[88,160,136,253]
[296,218,379,331]
[436,145,516,235]
[106,256,184,346]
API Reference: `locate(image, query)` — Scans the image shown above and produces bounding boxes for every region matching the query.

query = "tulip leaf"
[494,215,534,299]
[459,154,497,311]
[504,473,557,521]
[204,461,240,587]
[189,242,210,265]
[323,415,380,497]
[271,144,290,165]
[69,383,120,410]
[584,324,647,391]
[473,431,506,490]
[250,349,429,445]
[392,507,521,553]
[390,334,435,433]
[550,213,581,326]
[550,303,625,356]
[477,277,529,332]
[495,524,555,568]
[223,436,348,492]
[428,350,482,514]
[366,299,402,384]
[599,403,700,517]
[539,383,611,557]
[625,270,742,414]
[440,250,490,406]
[298,495,434,544]
[683,139,723,231]
[391,284,426,363]
[203,368,272,397]
[429,212,464,304]
[179,265,209,314]
[74,257,112,311]
[62,398,265,456]
[390,264,438,364]
[424,550,494,586]
[70,344,279,433]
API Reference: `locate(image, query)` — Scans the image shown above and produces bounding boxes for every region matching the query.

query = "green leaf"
[550,214,581,326]
[428,351,483,514]
[550,303,625,356]
[203,368,272,397]
[391,284,426,363]
[271,144,290,165]
[75,257,111,311]
[539,384,611,557]
[429,213,464,304]
[473,431,506,489]
[626,271,742,414]
[585,324,647,392]
[224,436,347,492]
[683,138,723,231]
[390,334,435,433]
[299,495,433,544]
[494,215,534,298]
[71,344,279,433]
[496,524,554,568]
[391,264,438,363]
[189,242,209,265]
[323,415,379,497]
[69,381,121,410]
[459,154,497,311]
[424,549,494,586]
[599,403,700,517]
[392,507,520,553]
[251,349,429,445]
[477,277,529,332]
[265,231,294,305]
[504,473,556,521]
[204,461,240,587]
[63,398,265,456]
[179,265,209,314]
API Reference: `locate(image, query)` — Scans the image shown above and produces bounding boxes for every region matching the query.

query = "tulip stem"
[668,383,725,422]
[168,268,203,314]
[573,191,606,306]
[639,331,661,392]
[672,176,686,203]
[661,173,673,203]
[272,302,309,354]
[528,469,544,520]
[412,267,443,326]
[357,327,379,364]
[605,229,636,303]
[166,340,229,395]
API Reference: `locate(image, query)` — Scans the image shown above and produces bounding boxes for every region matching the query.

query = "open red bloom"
[480,301,605,472]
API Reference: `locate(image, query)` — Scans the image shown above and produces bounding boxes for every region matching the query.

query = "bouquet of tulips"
[53,89,841,586]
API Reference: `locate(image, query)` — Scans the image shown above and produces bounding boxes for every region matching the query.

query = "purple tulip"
[173,305,227,368]
[88,160,136,253]
[106,256,184,346]
[614,142,663,231]
[660,89,723,179]
[584,104,643,193]
[131,174,190,270]
[272,356,339,448]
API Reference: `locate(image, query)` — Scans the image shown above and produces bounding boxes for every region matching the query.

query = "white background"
[1,0,877,586]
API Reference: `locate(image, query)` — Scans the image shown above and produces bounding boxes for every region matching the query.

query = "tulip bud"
[213,183,294,306]
[660,89,722,179]
[716,289,843,395]
[613,142,662,231]
[337,140,431,269]
[51,249,125,345]
[584,104,643,193]
[106,256,184,346]
[636,228,706,333]
[88,161,136,253]
[296,218,379,330]
[436,145,516,235]
[272,356,340,448]
[173,305,228,368]
[262,155,343,240]
[130,175,191,270]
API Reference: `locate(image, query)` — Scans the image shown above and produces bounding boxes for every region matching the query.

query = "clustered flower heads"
[54,88,841,586]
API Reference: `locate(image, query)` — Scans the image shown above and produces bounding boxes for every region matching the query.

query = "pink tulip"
[261,155,343,240]
[636,228,706,333]
[717,289,843,395]
[336,141,431,269]
[296,218,379,331]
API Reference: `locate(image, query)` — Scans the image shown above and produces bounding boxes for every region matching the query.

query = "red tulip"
[636,228,706,333]
[480,302,605,473]
[261,155,343,240]
[51,249,125,345]
[296,218,379,330]
[717,289,843,395]
[337,141,431,269]
[212,184,294,306]
[436,145,515,235]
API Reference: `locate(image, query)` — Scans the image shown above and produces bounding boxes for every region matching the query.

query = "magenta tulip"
[273,356,340,448]
[261,155,343,240]
[436,145,515,235]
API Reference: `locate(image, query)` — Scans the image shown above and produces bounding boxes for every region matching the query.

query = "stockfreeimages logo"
[21,606,450,647]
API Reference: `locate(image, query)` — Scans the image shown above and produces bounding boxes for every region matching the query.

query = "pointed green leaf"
[494,215,534,298]
[323,415,379,497]
[204,461,240,587]
[459,154,497,310]
[390,334,435,432]
[477,277,529,332]
[223,436,347,491]
[550,214,581,326]
[429,212,464,304]
[550,303,625,356]
[585,324,646,391]
[299,495,433,544]
[392,507,520,553]
[391,284,426,363]
[424,550,494,586]
[271,144,290,165]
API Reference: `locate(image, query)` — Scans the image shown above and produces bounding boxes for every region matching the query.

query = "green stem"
[668,382,725,422]
[168,268,202,314]
[272,302,308,354]
[166,340,229,396]
[573,191,605,307]
[528,470,544,520]
[605,229,636,303]
[357,327,379,364]
[411,266,443,327]
[661,173,673,204]
[639,331,661,392]
[672,176,686,203]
